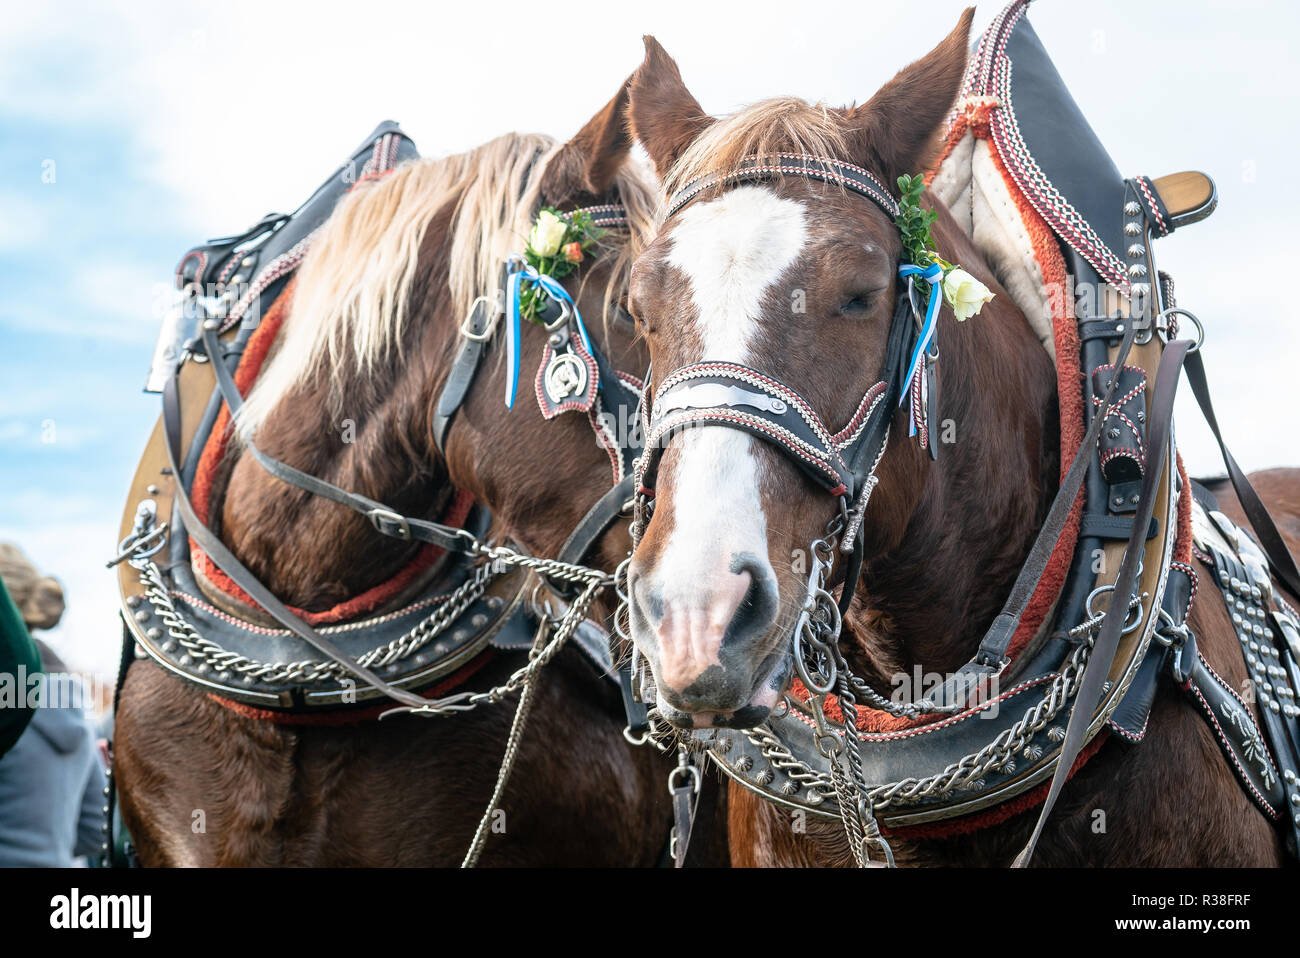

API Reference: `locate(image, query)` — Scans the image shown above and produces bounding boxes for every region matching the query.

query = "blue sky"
[0,113,189,676]
[2,0,1297,676]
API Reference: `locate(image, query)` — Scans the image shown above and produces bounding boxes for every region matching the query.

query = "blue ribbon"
[503,263,592,409]
[897,261,945,439]
[897,262,945,426]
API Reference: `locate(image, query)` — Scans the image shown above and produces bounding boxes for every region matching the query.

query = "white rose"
[941,267,994,321]
[529,210,568,258]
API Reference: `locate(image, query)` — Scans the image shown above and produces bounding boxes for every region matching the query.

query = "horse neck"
[847,214,1061,682]
[218,239,459,610]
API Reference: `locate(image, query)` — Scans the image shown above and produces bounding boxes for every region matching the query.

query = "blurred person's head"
[0,543,65,631]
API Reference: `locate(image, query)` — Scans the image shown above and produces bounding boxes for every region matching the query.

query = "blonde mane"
[237,130,658,437]
[663,97,850,200]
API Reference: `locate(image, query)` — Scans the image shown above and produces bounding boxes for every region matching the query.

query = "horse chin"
[657,648,793,730]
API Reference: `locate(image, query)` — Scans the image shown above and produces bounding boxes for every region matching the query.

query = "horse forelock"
[662,97,850,203]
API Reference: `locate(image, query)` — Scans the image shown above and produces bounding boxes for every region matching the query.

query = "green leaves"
[894,173,939,268]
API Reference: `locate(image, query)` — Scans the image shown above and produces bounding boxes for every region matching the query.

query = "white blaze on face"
[649,186,808,668]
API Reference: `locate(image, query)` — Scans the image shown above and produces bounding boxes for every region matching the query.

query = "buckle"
[367,507,411,540]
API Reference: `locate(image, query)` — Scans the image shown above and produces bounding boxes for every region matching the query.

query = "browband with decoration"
[666,153,900,219]
[664,154,951,450]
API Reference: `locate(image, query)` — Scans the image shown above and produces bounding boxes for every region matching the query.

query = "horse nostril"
[724,553,778,646]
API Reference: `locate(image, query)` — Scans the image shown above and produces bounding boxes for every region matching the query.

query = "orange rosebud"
[563,241,584,264]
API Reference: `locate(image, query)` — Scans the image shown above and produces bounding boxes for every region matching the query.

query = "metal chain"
[382,556,608,718]
[137,560,495,684]
[792,528,894,866]
[461,615,551,868]
[747,634,1100,810]
[135,538,612,714]
[620,465,1147,853]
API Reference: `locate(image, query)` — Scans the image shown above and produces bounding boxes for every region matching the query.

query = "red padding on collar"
[187,279,475,624]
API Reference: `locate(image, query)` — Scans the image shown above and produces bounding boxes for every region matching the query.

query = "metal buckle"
[667,757,702,796]
[459,293,503,343]
[367,507,411,540]
[542,296,573,333]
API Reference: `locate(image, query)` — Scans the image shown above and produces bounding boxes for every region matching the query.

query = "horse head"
[623,10,1058,730]
[224,80,656,603]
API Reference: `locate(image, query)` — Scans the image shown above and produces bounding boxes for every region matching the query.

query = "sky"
[1,0,1297,678]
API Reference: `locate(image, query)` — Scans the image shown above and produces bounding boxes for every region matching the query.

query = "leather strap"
[201,321,471,554]
[1014,336,1192,867]
[433,304,492,454]
[1185,350,1300,600]
[162,370,436,709]
[938,323,1142,700]
[1078,513,1158,541]
[556,475,634,572]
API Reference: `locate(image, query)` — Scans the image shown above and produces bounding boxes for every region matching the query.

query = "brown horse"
[615,16,1298,866]
[114,82,727,866]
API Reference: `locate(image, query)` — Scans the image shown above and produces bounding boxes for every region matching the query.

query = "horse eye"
[840,292,878,314]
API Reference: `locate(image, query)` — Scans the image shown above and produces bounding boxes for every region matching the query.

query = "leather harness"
[630,0,1300,863]
[116,126,644,716]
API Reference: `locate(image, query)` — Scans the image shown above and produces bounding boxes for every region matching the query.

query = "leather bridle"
[432,204,648,592]
[633,155,923,617]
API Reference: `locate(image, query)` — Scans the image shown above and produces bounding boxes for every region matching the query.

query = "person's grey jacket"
[0,644,107,866]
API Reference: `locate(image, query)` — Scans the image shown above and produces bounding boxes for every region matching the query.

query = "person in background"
[0,576,41,758]
[0,543,108,866]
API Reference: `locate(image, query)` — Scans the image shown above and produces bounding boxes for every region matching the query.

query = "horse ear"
[628,35,712,179]
[845,7,974,188]
[541,77,636,201]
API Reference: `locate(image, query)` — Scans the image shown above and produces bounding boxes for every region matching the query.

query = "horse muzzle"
[628,556,789,728]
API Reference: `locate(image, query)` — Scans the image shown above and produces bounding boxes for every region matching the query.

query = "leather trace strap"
[1014,334,1192,866]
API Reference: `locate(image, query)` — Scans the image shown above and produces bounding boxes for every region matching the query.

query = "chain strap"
[748,634,1103,810]
[792,527,895,866]
[382,547,610,718]
[137,560,495,684]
